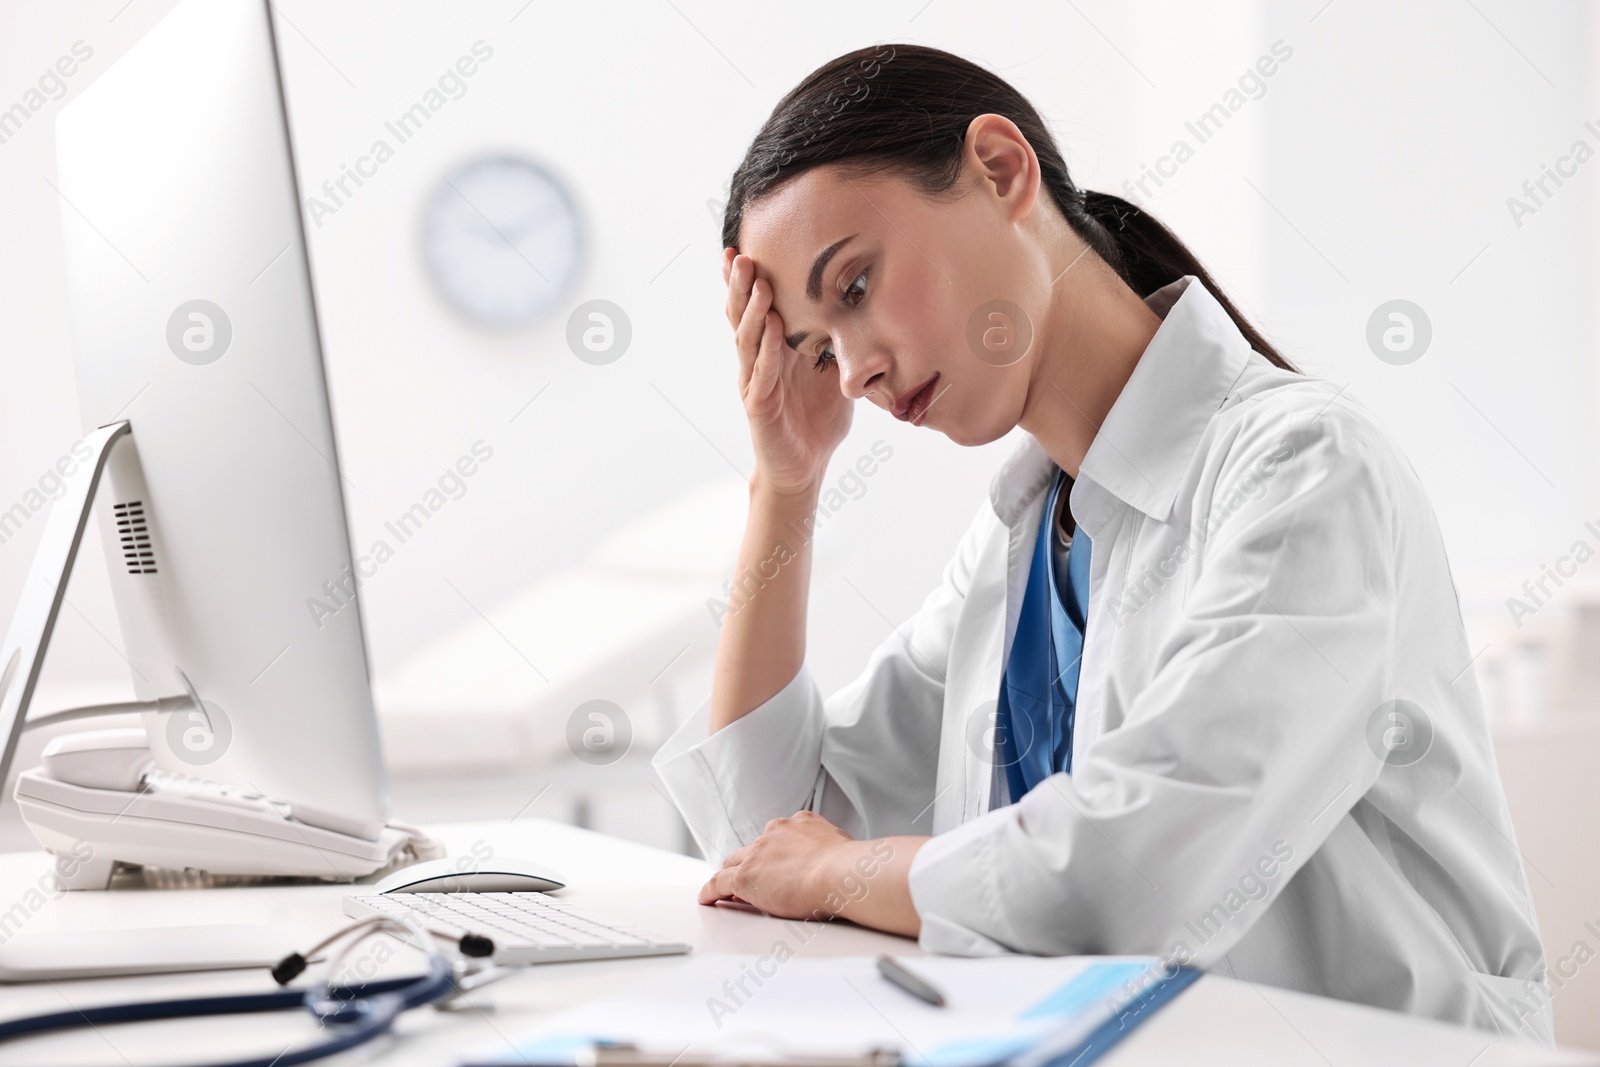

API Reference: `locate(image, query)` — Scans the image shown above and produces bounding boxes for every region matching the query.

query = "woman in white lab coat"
[653,43,1552,1042]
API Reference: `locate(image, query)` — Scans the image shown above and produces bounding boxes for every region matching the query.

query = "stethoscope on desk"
[0,913,518,1067]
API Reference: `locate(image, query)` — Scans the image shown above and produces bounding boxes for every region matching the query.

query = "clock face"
[420,156,584,328]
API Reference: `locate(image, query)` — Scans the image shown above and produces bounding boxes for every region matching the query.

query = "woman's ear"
[963,113,1041,224]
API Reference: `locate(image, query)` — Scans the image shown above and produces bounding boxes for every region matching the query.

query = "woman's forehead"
[741,169,903,287]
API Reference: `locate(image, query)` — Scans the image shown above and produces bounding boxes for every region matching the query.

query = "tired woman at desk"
[652,43,1551,1043]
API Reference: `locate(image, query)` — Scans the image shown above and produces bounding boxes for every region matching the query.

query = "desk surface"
[0,819,1589,1067]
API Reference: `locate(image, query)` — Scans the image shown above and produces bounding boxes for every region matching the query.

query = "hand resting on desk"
[696,810,928,939]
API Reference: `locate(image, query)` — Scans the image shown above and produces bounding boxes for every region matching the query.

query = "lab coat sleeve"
[652,496,996,864]
[909,400,1400,963]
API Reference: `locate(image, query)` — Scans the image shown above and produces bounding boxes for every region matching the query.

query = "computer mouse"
[373,856,567,894]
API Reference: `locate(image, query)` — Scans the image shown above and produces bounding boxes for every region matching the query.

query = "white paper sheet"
[467,954,1178,1067]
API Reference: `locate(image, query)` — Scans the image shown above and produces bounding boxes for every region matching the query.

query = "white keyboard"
[343,892,690,965]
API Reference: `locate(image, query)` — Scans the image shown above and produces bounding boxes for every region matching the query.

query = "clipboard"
[461,954,1201,1067]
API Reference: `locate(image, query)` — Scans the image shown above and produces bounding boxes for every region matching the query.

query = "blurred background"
[2,0,1597,1047]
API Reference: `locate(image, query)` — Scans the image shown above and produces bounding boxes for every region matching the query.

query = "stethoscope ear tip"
[458,933,495,958]
[272,952,308,986]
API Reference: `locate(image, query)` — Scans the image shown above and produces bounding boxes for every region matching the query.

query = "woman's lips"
[893,373,940,424]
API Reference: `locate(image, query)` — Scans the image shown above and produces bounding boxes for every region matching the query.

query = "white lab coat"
[654,275,1553,1043]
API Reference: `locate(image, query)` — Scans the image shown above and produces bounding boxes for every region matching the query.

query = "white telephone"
[14,727,440,890]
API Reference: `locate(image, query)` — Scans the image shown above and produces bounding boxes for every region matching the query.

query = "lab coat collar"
[987,274,1253,530]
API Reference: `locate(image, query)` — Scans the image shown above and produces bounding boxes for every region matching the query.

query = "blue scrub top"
[996,467,1092,801]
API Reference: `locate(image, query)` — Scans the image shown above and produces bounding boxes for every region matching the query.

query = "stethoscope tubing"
[0,928,457,1067]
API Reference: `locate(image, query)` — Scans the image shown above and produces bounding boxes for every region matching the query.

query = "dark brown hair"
[721,43,1296,372]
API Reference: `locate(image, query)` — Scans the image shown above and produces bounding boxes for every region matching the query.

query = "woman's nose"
[836,342,891,403]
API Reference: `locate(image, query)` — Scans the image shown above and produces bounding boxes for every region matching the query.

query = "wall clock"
[420,155,583,328]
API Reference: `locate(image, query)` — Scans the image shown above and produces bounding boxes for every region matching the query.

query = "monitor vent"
[113,501,158,575]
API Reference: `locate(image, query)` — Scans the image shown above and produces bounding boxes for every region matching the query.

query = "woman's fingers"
[698,863,745,905]
[734,277,773,395]
[725,253,752,333]
[746,311,786,412]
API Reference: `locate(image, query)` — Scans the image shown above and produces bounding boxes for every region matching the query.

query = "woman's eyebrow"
[783,233,857,350]
[807,234,856,300]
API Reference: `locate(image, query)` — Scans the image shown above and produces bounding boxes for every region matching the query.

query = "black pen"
[875,955,946,1007]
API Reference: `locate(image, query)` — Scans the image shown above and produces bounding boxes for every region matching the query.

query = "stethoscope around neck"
[0,914,513,1067]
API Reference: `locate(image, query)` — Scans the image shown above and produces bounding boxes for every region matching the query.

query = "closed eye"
[813,269,868,372]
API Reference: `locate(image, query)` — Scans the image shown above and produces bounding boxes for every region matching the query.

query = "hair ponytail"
[722,43,1297,373]
[1074,189,1295,370]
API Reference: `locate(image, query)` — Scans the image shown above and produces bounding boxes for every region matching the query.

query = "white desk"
[0,819,1590,1066]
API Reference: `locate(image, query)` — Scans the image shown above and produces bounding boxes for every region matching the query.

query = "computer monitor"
[12,0,388,842]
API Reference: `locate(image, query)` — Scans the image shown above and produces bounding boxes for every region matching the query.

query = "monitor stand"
[0,422,439,888]
[0,422,149,780]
